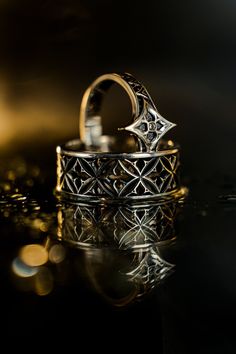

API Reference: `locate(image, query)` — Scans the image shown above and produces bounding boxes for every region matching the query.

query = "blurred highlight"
[34,267,53,296]
[49,244,66,264]
[12,258,38,278]
[20,244,48,267]
[12,238,66,296]
[0,77,77,148]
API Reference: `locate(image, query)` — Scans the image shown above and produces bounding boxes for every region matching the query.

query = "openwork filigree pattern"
[57,202,178,249]
[82,72,175,152]
[120,73,176,152]
[126,246,175,298]
[56,201,179,303]
[57,152,180,200]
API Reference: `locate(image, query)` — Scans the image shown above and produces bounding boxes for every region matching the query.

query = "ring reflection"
[12,200,182,306]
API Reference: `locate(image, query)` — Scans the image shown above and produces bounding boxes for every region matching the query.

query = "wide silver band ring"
[56,72,185,203]
[56,138,185,203]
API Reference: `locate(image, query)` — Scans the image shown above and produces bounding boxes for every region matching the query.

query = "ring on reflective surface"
[56,139,185,203]
[13,234,175,305]
[83,244,175,305]
[57,200,181,249]
[56,72,185,203]
[56,201,177,304]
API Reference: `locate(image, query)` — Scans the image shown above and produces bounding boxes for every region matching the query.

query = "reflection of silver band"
[56,201,177,304]
[84,245,175,305]
[126,245,175,299]
[57,201,180,249]
[56,72,184,203]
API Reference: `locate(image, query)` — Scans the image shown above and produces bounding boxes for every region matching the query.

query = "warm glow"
[0,77,77,147]
[34,267,53,296]
[57,209,63,239]
[32,218,50,232]
[49,244,66,264]
[167,140,174,147]
[19,244,48,267]
[0,82,14,146]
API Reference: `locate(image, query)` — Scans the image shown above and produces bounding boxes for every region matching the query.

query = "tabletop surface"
[0,143,235,353]
[0,0,236,351]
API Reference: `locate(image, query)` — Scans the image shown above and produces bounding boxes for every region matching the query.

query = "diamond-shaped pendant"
[123,101,176,152]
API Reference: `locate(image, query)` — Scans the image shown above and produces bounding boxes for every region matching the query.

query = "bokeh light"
[19,244,48,267]
[12,257,38,278]
[49,244,66,264]
[34,267,53,296]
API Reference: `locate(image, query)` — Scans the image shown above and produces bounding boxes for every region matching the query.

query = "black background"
[0,0,236,185]
[0,1,236,350]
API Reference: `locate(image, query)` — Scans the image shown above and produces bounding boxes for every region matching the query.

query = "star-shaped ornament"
[121,102,176,152]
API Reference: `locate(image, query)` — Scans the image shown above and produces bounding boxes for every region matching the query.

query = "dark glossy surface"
[0,0,236,351]
[0,150,235,353]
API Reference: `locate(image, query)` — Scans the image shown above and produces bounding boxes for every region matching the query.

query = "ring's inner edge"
[83,77,138,150]
[86,80,114,117]
[63,137,177,154]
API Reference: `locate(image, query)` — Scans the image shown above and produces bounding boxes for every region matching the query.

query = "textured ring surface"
[56,139,183,203]
[56,72,184,203]
[57,200,180,249]
[80,72,175,152]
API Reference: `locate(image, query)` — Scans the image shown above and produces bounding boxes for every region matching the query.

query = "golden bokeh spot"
[20,244,48,267]
[49,244,66,264]
[34,267,53,296]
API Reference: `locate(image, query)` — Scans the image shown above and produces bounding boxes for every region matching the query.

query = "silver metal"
[56,72,183,203]
[56,201,177,304]
[57,200,181,249]
[126,245,175,300]
[56,138,183,202]
[80,244,175,304]
[80,72,176,152]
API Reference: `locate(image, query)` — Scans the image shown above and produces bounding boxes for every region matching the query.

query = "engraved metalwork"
[120,73,176,152]
[57,201,177,304]
[56,72,184,202]
[80,72,176,152]
[56,140,182,202]
[57,201,179,249]
[83,245,175,305]
[126,245,175,298]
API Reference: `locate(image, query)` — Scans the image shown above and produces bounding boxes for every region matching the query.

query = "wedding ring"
[79,72,176,152]
[56,72,185,203]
